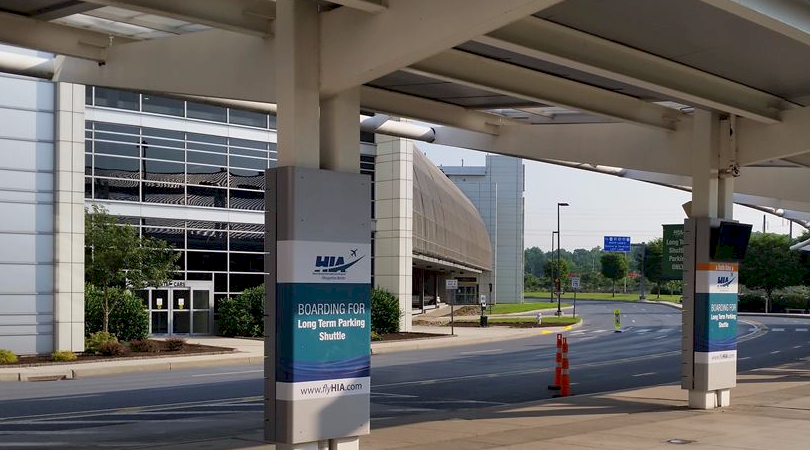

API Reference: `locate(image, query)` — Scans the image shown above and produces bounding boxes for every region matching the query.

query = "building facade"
[0,64,493,353]
[443,155,525,304]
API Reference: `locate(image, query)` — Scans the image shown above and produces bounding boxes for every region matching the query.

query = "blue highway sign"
[604,236,631,252]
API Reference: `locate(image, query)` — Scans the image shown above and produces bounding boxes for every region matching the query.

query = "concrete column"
[276,0,320,169]
[691,109,719,219]
[373,135,413,331]
[53,82,85,352]
[718,118,736,221]
[687,109,732,409]
[321,87,360,173]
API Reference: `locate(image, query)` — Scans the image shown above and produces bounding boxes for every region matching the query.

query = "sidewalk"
[147,357,810,450]
[0,324,576,381]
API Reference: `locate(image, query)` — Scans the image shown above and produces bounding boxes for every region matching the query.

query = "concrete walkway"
[0,324,576,381]
[145,357,810,450]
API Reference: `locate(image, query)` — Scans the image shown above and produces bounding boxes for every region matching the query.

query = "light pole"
[550,231,557,302]
[556,202,569,316]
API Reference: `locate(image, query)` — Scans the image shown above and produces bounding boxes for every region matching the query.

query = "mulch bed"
[6,340,235,368]
[373,332,446,341]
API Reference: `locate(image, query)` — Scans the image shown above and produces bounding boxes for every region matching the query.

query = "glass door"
[151,289,169,334]
[191,290,212,334]
[171,289,191,334]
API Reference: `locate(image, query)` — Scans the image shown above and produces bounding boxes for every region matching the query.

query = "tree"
[740,232,807,312]
[637,239,664,298]
[85,205,180,333]
[524,247,548,278]
[601,253,629,297]
[544,259,570,291]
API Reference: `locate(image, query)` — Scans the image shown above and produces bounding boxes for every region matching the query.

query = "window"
[187,229,227,250]
[187,101,227,123]
[187,186,228,208]
[143,160,184,183]
[142,94,184,117]
[229,190,264,211]
[229,232,263,252]
[229,109,268,128]
[94,155,140,178]
[94,178,139,202]
[94,87,139,110]
[142,182,185,205]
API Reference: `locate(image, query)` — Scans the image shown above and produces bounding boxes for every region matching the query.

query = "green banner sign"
[662,224,685,280]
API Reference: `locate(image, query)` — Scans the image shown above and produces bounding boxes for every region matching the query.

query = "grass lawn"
[489,302,571,314]
[525,291,681,303]
[488,316,580,326]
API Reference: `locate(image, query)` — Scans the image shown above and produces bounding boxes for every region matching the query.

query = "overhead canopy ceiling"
[1,0,810,227]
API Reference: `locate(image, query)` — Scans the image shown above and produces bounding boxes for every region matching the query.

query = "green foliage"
[128,339,159,353]
[85,205,179,333]
[0,349,18,364]
[524,273,544,291]
[85,331,118,354]
[739,286,810,313]
[217,284,265,337]
[370,331,382,341]
[544,259,570,293]
[51,351,77,362]
[601,253,629,296]
[85,284,148,341]
[98,341,128,356]
[165,337,186,351]
[371,288,401,334]
[524,247,548,278]
[740,232,808,311]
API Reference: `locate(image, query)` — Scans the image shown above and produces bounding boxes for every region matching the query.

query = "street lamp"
[556,202,569,316]
[550,231,558,302]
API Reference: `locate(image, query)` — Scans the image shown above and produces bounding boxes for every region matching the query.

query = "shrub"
[85,331,118,354]
[370,331,382,341]
[85,284,149,341]
[0,349,18,364]
[165,337,186,351]
[128,339,159,353]
[371,288,401,334]
[98,341,128,356]
[217,285,264,337]
[51,351,77,362]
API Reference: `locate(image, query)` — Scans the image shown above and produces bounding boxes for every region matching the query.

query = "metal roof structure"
[1,0,810,227]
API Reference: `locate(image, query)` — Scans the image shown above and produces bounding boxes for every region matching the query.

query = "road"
[1,301,809,448]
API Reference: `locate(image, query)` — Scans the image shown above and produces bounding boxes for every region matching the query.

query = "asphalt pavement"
[1,300,809,448]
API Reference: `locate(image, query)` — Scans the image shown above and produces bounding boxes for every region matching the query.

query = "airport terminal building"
[0,57,497,353]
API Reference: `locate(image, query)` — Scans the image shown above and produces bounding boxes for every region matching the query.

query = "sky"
[418,142,806,253]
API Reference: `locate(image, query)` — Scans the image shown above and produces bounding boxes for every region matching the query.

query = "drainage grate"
[665,439,695,445]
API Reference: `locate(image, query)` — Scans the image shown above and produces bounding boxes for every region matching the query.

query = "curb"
[0,354,265,382]
[372,321,584,355]
[739,312,810,319]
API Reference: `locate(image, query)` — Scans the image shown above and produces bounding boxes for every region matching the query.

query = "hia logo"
[716,273,737,288]
[313,249,365,274]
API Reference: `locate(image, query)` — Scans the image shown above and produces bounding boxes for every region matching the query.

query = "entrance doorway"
[139,281,214,336]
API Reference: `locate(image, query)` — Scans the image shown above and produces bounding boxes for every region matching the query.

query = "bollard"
[548,333,563,390]
[560,336,571,397]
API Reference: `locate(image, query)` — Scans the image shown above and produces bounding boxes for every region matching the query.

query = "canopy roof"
[2,0,810,226]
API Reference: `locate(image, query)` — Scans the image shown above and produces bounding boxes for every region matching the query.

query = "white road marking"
[592,330,608,334]
[772,328,785,332]
[192,369,262,377]
[371,392,417,399]
[632,372,656,377]
[770,351,781,354]
[653,336,667,340]
[460,349,503,355]
[797,328,809,332]
[793,346,803,349]
[738,357,751,361]
[569,330,586,334]
[635,329,651,333]
[658,329,671,333]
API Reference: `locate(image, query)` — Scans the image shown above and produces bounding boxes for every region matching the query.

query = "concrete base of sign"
[276,437,358,450]
[688,389,731,409]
